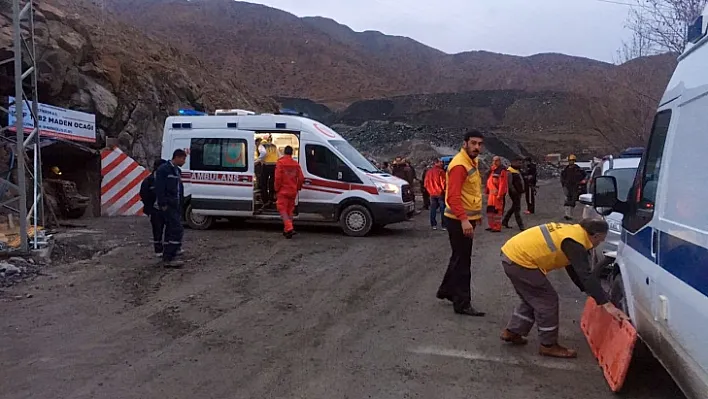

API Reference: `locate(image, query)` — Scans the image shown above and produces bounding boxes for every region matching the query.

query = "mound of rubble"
[0,257,41,289]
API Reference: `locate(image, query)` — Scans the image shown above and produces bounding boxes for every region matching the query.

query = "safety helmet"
[50,166,62,175]
[568,154,577,161]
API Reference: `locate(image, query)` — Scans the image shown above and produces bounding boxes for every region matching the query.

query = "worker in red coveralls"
[274,145,304,239]
[485,156,508,232]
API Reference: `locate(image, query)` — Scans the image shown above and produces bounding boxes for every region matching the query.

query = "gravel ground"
[0,181,683,399]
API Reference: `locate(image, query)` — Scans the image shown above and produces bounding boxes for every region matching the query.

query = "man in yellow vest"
[499,219,625,358]
[261,136,280,208]
[435,130,486,317]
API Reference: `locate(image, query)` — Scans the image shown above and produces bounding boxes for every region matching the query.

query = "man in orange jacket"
[424,159,447,230]
[274,146,305,239]
[485,156,508,232]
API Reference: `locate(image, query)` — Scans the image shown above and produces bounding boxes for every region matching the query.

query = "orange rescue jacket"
[486,165,508,210]
[424,165,446,197]
[274,155,305,198]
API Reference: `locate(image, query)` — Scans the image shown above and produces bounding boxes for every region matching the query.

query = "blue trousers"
[162,206,183,261]
[429,196,446,227]
[149,211,165,254]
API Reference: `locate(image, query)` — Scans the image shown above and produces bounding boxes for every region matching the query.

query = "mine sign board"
[7,96,96,143]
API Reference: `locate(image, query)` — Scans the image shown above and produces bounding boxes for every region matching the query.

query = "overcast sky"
[250,0,633,62]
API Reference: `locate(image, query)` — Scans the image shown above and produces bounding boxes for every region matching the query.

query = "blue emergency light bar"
[178,109,207,116]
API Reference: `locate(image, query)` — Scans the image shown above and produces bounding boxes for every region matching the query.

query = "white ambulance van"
[592,8,708,399]
[161,112,415,236]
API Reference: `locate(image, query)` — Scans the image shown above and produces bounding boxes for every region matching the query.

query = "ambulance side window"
[305,144,360,183]
[191,138,248,172]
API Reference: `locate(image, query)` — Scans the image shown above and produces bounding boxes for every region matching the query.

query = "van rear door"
[186,130,254,216]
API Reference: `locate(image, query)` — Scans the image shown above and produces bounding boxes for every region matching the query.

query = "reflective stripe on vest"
[500,223,594,273]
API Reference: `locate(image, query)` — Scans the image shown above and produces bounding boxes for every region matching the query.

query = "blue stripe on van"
[625,227,708,297]
[658,231,708,298]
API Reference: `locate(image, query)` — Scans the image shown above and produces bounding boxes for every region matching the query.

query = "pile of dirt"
[0,257,41,289]
[0,0,275,166]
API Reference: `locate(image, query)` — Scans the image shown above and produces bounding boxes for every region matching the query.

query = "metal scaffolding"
[0,0,42,253]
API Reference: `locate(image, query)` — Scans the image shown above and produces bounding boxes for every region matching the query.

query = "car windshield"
[605,167,637,201]
[329,140,379,174]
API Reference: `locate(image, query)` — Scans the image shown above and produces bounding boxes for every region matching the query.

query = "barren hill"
[0,0,275,165]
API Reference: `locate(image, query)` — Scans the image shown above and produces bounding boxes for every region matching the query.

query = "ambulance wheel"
[340,204,373,237]
[186,203,214,230]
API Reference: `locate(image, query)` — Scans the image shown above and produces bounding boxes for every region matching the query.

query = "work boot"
[539,344,578,359]
[454,306,486,317]
[500,329,528,345]
[436,291,453,301]
[162,259,184,269]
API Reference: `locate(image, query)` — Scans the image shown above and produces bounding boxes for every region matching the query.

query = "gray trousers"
[502,257,560,346]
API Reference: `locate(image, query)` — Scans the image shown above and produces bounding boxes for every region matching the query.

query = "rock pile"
[0,257,41,289]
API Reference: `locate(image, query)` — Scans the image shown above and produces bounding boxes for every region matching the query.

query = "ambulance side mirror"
[592,176,617,216]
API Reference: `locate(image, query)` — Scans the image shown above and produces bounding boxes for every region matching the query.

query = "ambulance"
[592,8,708,399]
[161,111,415,236]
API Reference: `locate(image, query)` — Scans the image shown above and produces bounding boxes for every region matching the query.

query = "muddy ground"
[1,181,683,399]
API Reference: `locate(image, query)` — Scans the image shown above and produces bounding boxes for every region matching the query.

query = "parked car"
[579,156,641,274]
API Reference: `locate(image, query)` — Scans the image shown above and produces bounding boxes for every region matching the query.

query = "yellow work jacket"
[501,223,593,274]
[263,143,279,164]
[444,149,482,221]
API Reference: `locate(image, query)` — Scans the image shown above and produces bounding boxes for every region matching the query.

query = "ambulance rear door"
[186,128,255,216]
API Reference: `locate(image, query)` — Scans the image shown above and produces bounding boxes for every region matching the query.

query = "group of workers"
[435,130,624,359]
[140,142,305,268]
[139,132,622,359]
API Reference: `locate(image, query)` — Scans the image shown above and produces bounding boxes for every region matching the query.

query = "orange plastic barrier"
[580,297,637,392]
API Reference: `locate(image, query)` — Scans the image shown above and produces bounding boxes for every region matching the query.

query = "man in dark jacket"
[560,154,585,220]
[421,163,430,210]
[139,158,167,258]
[155,149,187,267]
[503,158,526,231]
[522,157,538,214]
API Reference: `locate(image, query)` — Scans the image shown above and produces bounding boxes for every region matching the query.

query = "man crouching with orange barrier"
[275,146,304,239]
[499,219,625,358]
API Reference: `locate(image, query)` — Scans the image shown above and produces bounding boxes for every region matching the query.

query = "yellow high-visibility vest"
[444,149,482,221]
[501,223,593,274]
[263,143,279,164]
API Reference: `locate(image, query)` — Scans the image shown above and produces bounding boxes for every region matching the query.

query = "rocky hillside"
[104,0,677,156]
[0,0,275,165]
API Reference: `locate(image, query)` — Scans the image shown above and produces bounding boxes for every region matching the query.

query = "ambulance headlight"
[375,182,399,194]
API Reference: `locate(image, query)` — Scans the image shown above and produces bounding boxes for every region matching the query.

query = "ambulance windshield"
[329,140,379,174]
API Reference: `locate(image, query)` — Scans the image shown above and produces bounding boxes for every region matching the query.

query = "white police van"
[161,110,415,237]
[592,8,708,398]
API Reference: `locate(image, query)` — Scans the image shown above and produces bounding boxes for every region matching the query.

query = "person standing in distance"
[274,146,305,239]
[139,158,167,258]
[502,158,526,231]
[155,149,187,268]
[436,130,486,317]
[522,156,538,214]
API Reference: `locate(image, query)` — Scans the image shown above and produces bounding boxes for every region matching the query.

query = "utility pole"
[0,0,41,254]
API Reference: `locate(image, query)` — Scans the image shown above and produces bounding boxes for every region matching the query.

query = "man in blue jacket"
[155,149,187,268]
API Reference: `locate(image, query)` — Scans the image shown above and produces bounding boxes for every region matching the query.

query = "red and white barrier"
[100,147,150,216]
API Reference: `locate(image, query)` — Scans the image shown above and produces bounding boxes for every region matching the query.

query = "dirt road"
[1,181,683,399]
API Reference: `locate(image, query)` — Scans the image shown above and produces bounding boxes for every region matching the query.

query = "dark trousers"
[162,206,184,261]
[261,164,276,204]
[437,217,475,310]
[149,211,165,254]
[429,196,446,227]
[503,195,524,229]
[422,186,430,209]
[525,185,536,213]
[503,258,559,346]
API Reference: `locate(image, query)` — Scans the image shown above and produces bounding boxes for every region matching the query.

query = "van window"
[624,110,671,233]
[190,138,248,172]
[664,94,708,231]
[305,144,361,183]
